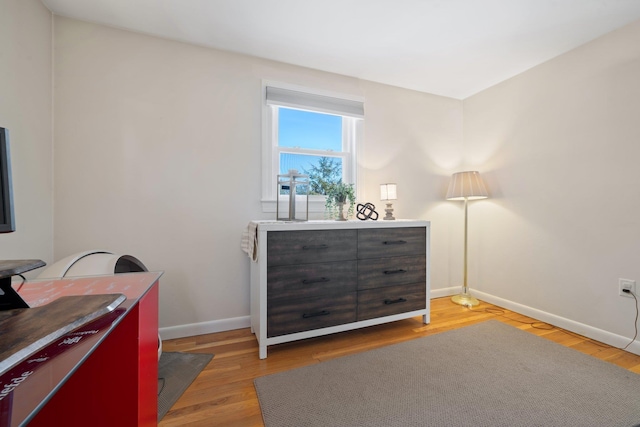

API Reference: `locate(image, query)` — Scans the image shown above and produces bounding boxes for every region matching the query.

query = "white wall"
[463,20,640,348]
[53,17,463,335]
[358,81,463,294]
[11,6,639,351]
[0,0,52,265]
[8,5,640,351]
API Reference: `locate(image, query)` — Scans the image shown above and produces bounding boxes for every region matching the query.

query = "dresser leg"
[259,345,267,359]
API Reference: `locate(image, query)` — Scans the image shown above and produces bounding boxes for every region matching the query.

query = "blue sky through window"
[278,108,343,177]
[278,108,342,151]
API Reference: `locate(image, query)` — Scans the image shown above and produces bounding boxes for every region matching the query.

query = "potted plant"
[325,182,356,221]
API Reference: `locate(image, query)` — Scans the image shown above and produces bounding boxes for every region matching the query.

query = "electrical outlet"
[619,278,636,298]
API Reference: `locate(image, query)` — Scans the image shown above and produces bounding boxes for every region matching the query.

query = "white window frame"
[261,81,364,213]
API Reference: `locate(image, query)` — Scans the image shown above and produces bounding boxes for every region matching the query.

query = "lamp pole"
[463,197,468,295]
[447,170,487,308]
[452,196,480,307]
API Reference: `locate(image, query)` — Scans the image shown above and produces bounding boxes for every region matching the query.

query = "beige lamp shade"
[380,183,397,200]
[446,171,488,200]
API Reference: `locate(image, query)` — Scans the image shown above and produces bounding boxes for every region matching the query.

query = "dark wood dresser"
[250,220,430,358]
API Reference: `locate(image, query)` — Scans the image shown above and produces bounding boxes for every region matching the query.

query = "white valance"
[266,86,364,118]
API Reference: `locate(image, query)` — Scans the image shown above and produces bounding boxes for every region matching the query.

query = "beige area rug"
[254,320,640,427]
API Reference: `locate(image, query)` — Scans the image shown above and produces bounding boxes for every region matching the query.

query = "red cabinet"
[0,272,161,426]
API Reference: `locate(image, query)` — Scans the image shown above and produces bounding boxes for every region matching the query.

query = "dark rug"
[158,351,214,420]
[254,320,640,427]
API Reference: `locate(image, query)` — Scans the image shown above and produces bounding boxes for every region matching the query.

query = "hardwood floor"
[158,297,640,426]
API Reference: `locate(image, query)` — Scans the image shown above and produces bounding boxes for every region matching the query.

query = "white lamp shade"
[446,171,488,200]
[380,183,397,200]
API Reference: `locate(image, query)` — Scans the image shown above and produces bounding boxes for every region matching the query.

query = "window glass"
[262,84,362,212]
[279,153,343,195]
[278,108,342,151]
[279,153,342,176]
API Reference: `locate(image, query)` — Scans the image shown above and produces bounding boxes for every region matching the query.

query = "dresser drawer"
[267,261,357,300]
[267,230,358,267]
[267,293,357,337]
[357,227,426,259]
[357,255,426,290]
[357,282,426,321]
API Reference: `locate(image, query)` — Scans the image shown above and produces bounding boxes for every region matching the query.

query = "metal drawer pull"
[302,310,330,319]
[302,244,329,250]
[302,277,330,284]
[383,269,406,275]
[384,298,407,305]
[382,240,407,245]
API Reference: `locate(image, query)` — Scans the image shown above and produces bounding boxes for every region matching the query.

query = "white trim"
[158,315,251,340]
[431,286,459,299]
[261,91,275,205]
[471,289,640,355]
[159,287,639,356]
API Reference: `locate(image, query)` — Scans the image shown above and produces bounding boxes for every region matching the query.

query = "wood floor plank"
[158,297,640,426]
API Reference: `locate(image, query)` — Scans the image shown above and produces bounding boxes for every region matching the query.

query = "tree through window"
[263,84,363,209]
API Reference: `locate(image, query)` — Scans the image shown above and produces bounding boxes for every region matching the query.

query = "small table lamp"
[446,171,488,307]
[380,183,397,220]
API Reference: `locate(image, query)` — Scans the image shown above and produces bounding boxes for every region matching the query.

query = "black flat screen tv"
[0,127,15,233]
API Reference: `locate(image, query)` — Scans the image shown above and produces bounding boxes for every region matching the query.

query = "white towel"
[241,221,259,261]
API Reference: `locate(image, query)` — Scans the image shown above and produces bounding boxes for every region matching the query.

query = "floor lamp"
[446,171,488,307]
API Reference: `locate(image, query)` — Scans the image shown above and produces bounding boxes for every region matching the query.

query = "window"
[262,84,364,213]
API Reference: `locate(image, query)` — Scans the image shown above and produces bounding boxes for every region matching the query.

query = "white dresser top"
[252,219,429,232]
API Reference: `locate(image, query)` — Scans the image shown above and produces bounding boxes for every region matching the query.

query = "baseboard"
[158,289,639,356]
[158,290,457,340]
[430,287,459,299]
[159,315,251,340]
[472,290,640,356]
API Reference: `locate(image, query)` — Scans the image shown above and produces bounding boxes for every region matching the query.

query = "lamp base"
[451,293,479,307]
[383,202,395,220]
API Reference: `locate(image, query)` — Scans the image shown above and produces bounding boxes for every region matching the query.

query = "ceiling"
[41,0,640,99]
